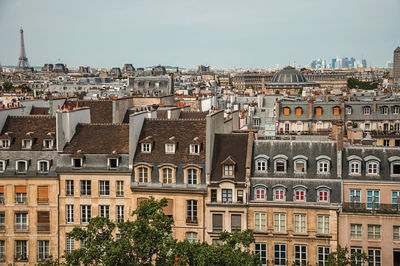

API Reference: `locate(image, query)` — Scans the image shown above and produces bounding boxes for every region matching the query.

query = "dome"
[271,66,308,83]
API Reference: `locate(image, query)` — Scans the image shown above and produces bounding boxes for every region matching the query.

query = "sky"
[0,0,399,69]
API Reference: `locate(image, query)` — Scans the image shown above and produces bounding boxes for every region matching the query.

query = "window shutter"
[162,199,173,216]
[316,108,322,116]
[15,186,27,193]
[37,211,50,232]
[213,214,222,231]
[231,214,241,230]
[296,108,302,116]
[37,186,48,204]
[283,108,290,116]
[0,186,4,193]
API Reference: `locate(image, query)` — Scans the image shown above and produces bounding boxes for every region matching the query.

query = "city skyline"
[0,0,399,69]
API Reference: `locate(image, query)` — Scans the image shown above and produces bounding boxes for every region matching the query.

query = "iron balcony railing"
[14,224,28,232]
[342,202,400,214]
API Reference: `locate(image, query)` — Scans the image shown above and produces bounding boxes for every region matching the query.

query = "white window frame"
[349,160,361,175]
[15,212,28,231]
[294,188,306,202]
[317,159,330,174]
[0,160,6,172]
[99,180,110,196]
[189,144,200,155]
[368,248,381,266]
[294,159,307,173]
[254,212,267,232]
[162,168,173,184]
[14,240,28,261]
[345,106,352,115]
[294,244,307,266]
[255,186,266,200]
[66,236,74,254]
[350,189,361,203]
[255,159,268,172]
[274,159,287,173]
[255,243,267,265]
[394,226,400,240]
[72,158,82,168]
[21,139,32,149]
[368,224,381,239]
[350,224,362,238]
[186,232,198,243]
[116,205,124,223]
[274,244,286,266]
[42,139,53,149]
[116,180,124,197]
[318,246,330,266]
[0,139,10,149]
[187,168,198,185]
[366,161,379,175]
[99,205,110,218]
[394,106,400,115]
[223,164,234,177]
[294,214,307,233]
[108,158,118,169]
[138,167,149,183]
[141,143,151,153]
[381,106,389,115]
[363,106,371,115]
[66,205,74,223]
[273,213,286,232]
[391,161,400,175]
[37,240,50,261]
[80,205,91,223]
[317,188,330,203]
[165,143,175,154]
[37,160,49,173]
[16,160,28,173]
[273,187,286,201]
[317,215,330,234]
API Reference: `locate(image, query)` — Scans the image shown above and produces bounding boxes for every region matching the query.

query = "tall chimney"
[373,98,376,113]
[308,98,314,120]
[275,99,280,117]
[261,77,265,93]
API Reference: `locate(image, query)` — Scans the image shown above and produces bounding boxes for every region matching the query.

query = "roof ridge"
[146,118,206,121]
[10,115,54,119]
[79,123,129,126]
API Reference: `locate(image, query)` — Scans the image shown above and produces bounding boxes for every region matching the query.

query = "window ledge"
[293,233,308,236]
[316,234,332,238]
[272,232,288,235]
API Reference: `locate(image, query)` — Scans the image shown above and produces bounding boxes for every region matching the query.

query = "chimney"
[261,77,265,93]
[128,111,147,170]
[325,94,329,102]
[332,120,344,151]
[347,94,351,101]
[373,98,376,113]
[340,98,345,119]
[308,98,314,120]
[275,99,280,117]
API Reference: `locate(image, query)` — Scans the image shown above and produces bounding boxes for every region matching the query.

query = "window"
[349,161,361,174]
[99,205,110,218]
[295,107,302,116]
[186,232,198,243]
[116,181,124,197]
[255,243,267,265]
[161,168,173,184]
[37,186,48,204]
[392,162,400,175]
[15,212,28,231]
[108,158,118,169]
[66,180,74,196]
[255,186,266,200]
[346,106,352,115]
[223,165,234,177]
[368,248,381,266]
[253,118,260,126]
[285,123,289,132]
[66,205,74,223]
[66,236,74,254]
[333,107,340,115]
[393,191,400,206]
[43,139,53,149]
[383,140,390,146]
[80,205,91,223]
[99,180,110,196]
[256,159,267,172]
[283,107,290,116]
[0,139,10,148]
[237,190,244,203]
[138,167,149,183]
[275,159,286,173]
[294,160,306,173]
[15,240,28,261]
[394,106,400,114]
[294,245,307,266]
[274,244,286,266]
[294,188,306,202]
[367,161,379,174]
[315,107,322,116]
[16,160,27,173]
[80,180,91,196]
[189,144,200,155]
[0,240,4,260]
[294,214,307,233]
[254,212,266,231]
[317,215,329,234]
[365,123,371,131]
[211,189,217,202]
[394,226,400,240]
[186,200,198,223]
[318,246,330,266]
[317,160,330,174]
[222,189,232,203]
[318,189,330,203]
[367,190,379,209]
[72,158,82,168]
[22,139,32,149]
[231,214,241,232]
[368,225,381,239]
[350,189,361,203]
[15,186,27,204]
[381,106,389,115]
[117,205,124,223]
[351,224,362,238]
[0,160,5,172]
[0,187,3,204]
[350,247,363,266]
[141,143,151,153]
[187,169,198,185]
[273,213,286,232]
[165,143,175,154]
[212,214,223,232]
[363,106,371,115]
[38,160,49,173]
[0,212,5,231]
[38,240,50,261]
[273,187,285,201]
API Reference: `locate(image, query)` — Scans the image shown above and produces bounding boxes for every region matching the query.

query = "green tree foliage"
[45,197,259,266]
[347,77,378,90]
[326,245,368,266]
[1,81,13,91]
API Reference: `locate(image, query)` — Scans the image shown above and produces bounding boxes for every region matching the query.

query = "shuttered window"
[15,186,27,193]
[162,199,173,216]
[333,107,340,115]
[37,211,50,232]
[37,186,48,204]
[231,214,241,232]
[295,108,302,116]
[212,214,223,232]
[315,107,322,116]
[283,108,290,116]
[0,186,4,193]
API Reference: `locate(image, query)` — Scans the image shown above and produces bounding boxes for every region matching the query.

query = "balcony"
[342,202,400,214]
[186,217,198,225]
[369,130,400,137]
[37,223,50,233]
[14,224,28,232]
[14,255,28,262]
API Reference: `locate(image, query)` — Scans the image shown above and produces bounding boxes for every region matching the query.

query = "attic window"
[189,144,200,155]
[108,158,118,169]
[22,139,32,149]
[43,139,53,149]
[0,139,10,149]
[221,156,236,178]
[16,160,28,173]
[72,158,82,168]
[165,144,175,154]
[224,165,234,177]
[141,143,151,153]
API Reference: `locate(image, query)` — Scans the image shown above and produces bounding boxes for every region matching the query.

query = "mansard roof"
[65,100,113,123]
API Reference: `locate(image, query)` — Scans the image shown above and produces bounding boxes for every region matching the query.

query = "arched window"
[389,156,400,175]
[346,106,352,115]
[273,187,286,201]
[315,107,322,116]
[38,160,50,173]
[254,186,266,200]
[317,187,330,203]
[273,155,288,173]
[295,107,303,116]
[283,107,290,116]
[294,156,307,173]
[363,106,371,115]
[187,168,198,185]
[316,156,331,174]
[162,168,173,184]
[349,160,361,175]
[137,166,149,183]
[333,106,340,116]
[294,187,306,202]
[366,161,379,174]
[256,160,267,172]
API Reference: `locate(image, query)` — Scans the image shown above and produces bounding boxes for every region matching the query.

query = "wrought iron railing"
[342,202,400,214]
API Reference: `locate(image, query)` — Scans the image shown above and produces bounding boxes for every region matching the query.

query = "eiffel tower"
[15,27,30,72]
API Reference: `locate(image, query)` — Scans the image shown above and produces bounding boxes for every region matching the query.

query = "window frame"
[99,180,110,196]
[0,160,6,172]
[366,160,379,175]
[16,160,28,173]
[255,159,268,173]
[189,144,200,155]
[186,200,198,223]
[21,139,32,149]
[368,224,381,239]
[165,143,175,154]
[37,160,50,173]
[317,215,330,234]
[72,158,82,169]
[294,213,307,233]
[294,159,307,173]
[222,189,233,203]
[294,244,307,266]
[350,224,362,239]
[141,143,152,153]
[254,212,267,232]
[80,180,91,196]
[108,158,118,169]
[294,188,306,202]
[317,159,330,174]
[274,159,287,173]
[43,139,53,149]
[273,213,286,232]
[317,188,330,203]
[349,160,361,175]
[254,186,266,200]
[273,187,286,201]
[274,244,287,266]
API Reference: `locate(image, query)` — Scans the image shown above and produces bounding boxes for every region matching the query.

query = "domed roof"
[271,66,308,83]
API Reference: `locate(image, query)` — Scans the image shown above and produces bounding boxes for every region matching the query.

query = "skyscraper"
[393,46,400,84]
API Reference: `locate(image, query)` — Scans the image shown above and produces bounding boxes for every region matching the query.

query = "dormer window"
[38,160,49,173]
[16,160,28,173]
[221,156,236,177]
[224,165,233,176]
[0,160,6,172]
[317,187,330,203]
[381,106,389,115]
[345,106,352,115]
[295,107,303,116]
[189,144,200,155]
[141,143,151,153]
[72,158,82,168]
[294,187,307,202]
[315,107,322,116]
[22,139,32,149]
[108,158,118,169]
[273,155,288,173]
[294,155,307,173]
[363,106,371,115]
[389,157,400,175]
[273,187,286,201]
[283,107,290,116]
[0,139,10,149]
[165,144,175,154]
[316,156,331,174]
[43,139,53,149]
[393,106,400,114]
[333,106,340,116]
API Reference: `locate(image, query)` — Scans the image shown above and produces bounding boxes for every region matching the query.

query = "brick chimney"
[261,77,265,93]
[308,98,314,120]
[332,120,344,178]
[373,98,376,113]
[275,99,280,117]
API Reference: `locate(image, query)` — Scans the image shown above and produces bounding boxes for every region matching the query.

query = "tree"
[1,81,13,91]
[326,245,368,266]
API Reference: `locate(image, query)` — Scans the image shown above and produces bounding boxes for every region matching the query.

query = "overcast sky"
[0,0,399,69]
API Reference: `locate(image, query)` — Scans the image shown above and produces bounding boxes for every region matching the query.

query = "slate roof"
[179,111,208,119]
[0,115,56,151]
[211,133,249,183]
[65,100,113,123]
[30,106,49,115]
[63,124,129,154]
[134,119,206,164]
